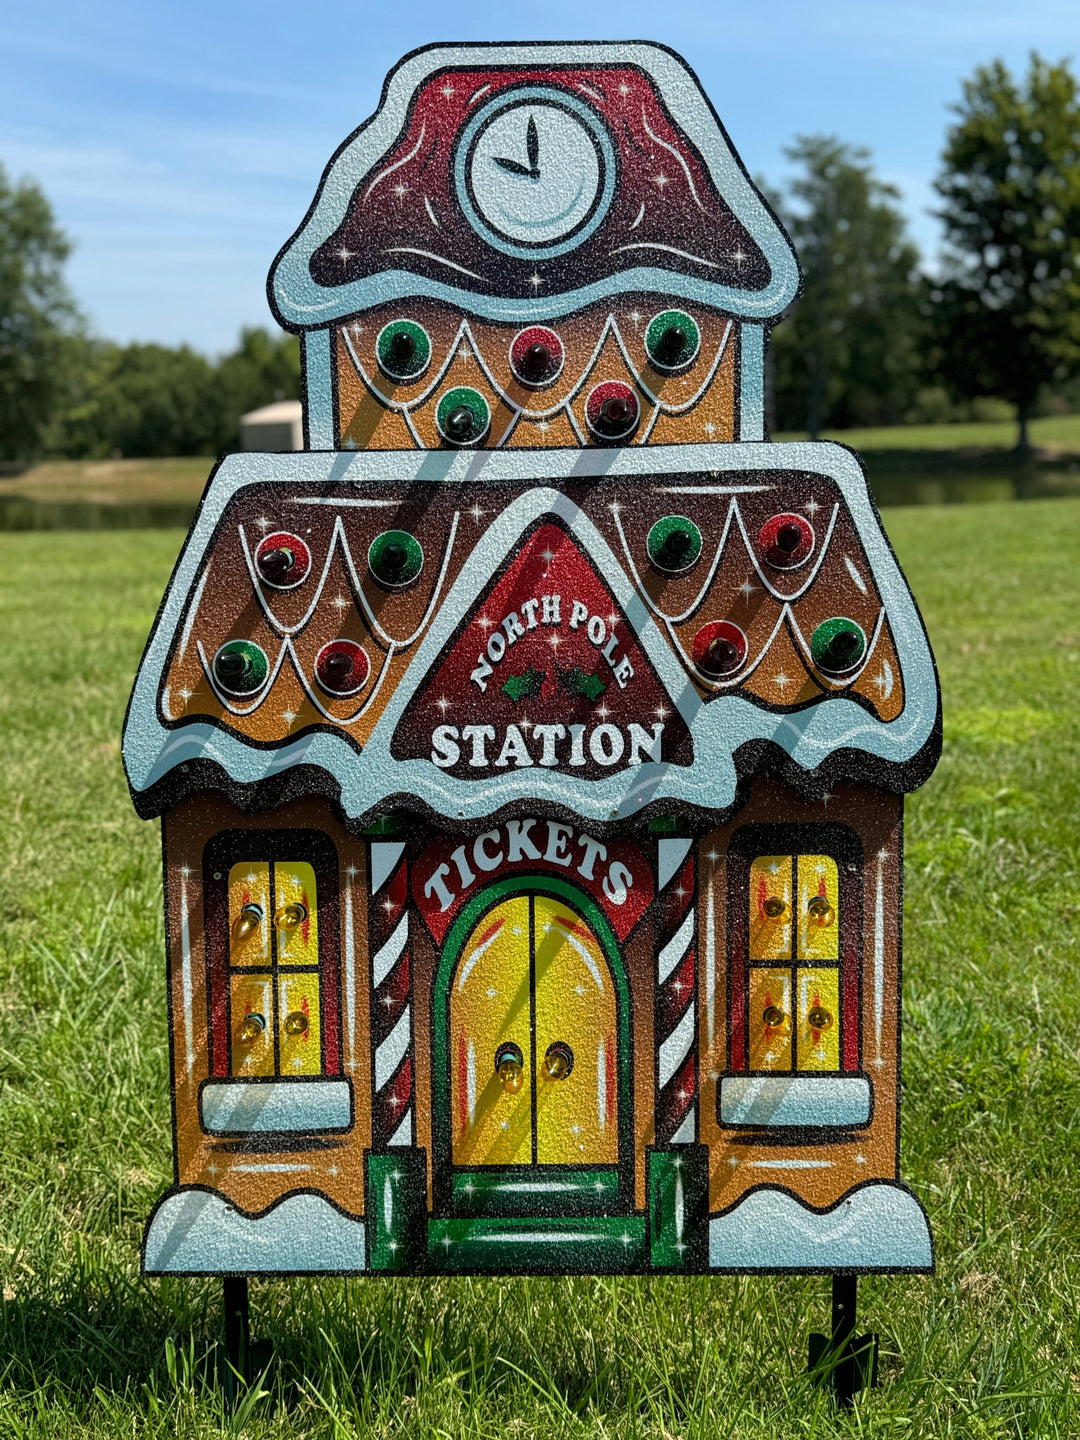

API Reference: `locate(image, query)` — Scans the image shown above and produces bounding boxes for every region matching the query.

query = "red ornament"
[509,326,564,386]
[692,621,747,678]
[254,531,312,589]
[315,640,370,696]
[585,380,639,439]
[757,513,814,569]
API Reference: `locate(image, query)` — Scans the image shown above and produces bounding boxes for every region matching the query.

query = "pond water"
[2,463,1079,530]
[870,467,1080,507]
[0,496,199,531]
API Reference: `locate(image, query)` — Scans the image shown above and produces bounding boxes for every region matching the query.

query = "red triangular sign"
[391,521,692,778]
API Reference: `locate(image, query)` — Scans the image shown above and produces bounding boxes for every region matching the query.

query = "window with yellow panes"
[226,860,325,1077]
[745,852,843,1073]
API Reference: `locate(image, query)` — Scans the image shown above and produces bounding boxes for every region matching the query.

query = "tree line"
[1,52,1078,460]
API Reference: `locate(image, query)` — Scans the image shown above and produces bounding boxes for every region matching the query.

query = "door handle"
[495,1042,524,1093]
[541,1041,574,1081]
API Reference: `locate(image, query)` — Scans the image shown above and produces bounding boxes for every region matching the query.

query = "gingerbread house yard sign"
[124,42,940,1282]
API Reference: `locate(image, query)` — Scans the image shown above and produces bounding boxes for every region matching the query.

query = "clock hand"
[492,114,542,179]
[492,156,534,177]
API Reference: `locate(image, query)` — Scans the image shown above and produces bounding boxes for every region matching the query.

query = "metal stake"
[831,1274,858,1405]
[808,1273,878,1404]
[222,1275,250,1397]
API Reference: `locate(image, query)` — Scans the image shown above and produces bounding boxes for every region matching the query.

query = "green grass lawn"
[773,411,1080,453]
[0,507,1078,1436]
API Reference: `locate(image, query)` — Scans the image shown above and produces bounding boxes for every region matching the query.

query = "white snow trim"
[709,1183,932,1271]
[123,442,940,820]
[143,1189,367,1274]
[199,1079,351,1134]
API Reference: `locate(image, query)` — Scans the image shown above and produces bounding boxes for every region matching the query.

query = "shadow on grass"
[0,1270,803,1432]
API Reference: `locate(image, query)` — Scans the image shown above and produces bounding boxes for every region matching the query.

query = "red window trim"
[727,823,861,1074]
[202,829,342,1078]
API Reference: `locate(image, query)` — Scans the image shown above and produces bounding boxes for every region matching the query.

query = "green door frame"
[431,876,634,1216]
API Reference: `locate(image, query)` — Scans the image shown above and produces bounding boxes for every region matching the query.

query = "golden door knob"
[807,1006,833,1031]
[762,896,788,921]
[762,1005,785,1028]
[237,1012,266,1045]
[232,904,262,942]
[275,902,307,930]
[494,1042,524,1093]
[283,1010,309,1038]
[541,1041,574,1081]
[807,896,835,927]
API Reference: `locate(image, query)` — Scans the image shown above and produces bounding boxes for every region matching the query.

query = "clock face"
[454,86,616,259]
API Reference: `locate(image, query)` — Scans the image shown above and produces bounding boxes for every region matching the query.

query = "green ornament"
[647,514,703,572]
[810,617,867,673]
[368,530,424,588]
[645,309,700,370]
[436,387,490,445]
[376,320,430,380]
[213,639,269,696]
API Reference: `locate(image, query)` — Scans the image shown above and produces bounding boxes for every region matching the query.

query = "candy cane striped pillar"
[368,840,414,1147]
[655,837,698,1145]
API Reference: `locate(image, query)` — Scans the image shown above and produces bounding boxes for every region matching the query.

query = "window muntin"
[227,860,322,1077]
[747,853,841,1073]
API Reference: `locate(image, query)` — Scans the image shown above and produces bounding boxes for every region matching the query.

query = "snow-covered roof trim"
[269,41,801,329]
[123,442,940,826]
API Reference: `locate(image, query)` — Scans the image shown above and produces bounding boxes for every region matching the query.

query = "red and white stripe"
[655,838,697,1145]
[369,841,413,1146]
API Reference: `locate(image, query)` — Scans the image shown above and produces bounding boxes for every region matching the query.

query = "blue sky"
[2,0,1075,354]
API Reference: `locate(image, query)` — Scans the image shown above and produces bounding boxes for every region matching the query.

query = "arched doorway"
[432,878,632,1217]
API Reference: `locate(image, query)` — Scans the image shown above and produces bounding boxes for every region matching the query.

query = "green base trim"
[428,1215,647,1273]
[366,1150,427,1272]
[647,1146,710,1271]
[451,1167,621,1217]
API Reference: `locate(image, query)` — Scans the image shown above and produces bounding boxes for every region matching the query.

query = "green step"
[428,1215,647,1273]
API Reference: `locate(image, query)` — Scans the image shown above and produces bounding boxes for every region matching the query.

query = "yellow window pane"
[451,896,533,1167]
[796,855,839,961]
[230,975,274,1076]
[534,896,618,1165]
[795,968,840,1071]
[749,856,793,960]
[273,862,319,966]
[228,862,271,966]
[748,969,792,1071]
[278,971,322,1076]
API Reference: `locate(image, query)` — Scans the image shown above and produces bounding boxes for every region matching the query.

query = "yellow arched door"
[450,894,618,1169]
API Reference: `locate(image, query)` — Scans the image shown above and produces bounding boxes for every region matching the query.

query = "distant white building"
[239,400,303,451]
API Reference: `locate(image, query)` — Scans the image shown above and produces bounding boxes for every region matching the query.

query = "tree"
[0,164,82,460]
[53,327,302,459]
[58,342,220,458]
[932,54,1080,449]
[769,137,926,436]
[214,326,300,450]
